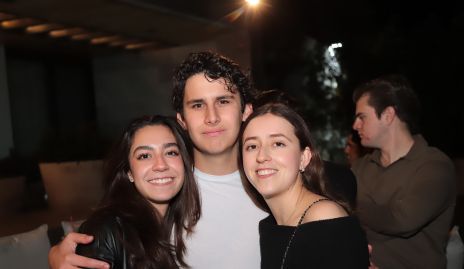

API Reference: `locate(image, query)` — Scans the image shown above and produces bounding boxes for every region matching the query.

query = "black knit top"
[259,215,369,269]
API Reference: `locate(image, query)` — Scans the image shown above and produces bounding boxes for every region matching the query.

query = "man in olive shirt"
[351,75,456,269]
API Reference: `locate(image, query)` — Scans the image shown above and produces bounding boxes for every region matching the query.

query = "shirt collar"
[368,134,427,165]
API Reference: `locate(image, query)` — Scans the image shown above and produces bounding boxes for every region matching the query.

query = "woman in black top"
[76,115,201,269]
[239,103,369,269]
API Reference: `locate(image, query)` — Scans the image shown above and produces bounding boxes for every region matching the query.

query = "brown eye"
[245,144,257,151]
[166,150,180,157]
[136,153,150,160]
[274,142,286,147]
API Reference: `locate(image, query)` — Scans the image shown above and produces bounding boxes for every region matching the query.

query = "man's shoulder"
[422,145,453,164]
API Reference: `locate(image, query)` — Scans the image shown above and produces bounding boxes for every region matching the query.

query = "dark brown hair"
[238,103,351,214]
[172,51,254,114]
[353,74,421,134]
[97,115,200,268]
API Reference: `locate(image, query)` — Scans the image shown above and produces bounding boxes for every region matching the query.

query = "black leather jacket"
[76,213,129,269]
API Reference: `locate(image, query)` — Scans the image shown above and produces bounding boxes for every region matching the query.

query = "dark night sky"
[249,0,464,158]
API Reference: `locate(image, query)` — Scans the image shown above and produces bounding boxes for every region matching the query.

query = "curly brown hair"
[172,51,254,114]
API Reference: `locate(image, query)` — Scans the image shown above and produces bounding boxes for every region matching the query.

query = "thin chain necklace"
[280,198,329,269]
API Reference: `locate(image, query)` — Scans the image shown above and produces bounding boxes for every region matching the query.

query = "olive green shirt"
[352,135,456,269]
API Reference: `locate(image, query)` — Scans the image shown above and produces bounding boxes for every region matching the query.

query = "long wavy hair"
[238,103,351,214]
[96,115,201,268]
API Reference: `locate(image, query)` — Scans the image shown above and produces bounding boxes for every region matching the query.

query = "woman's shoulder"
[302,198,348,224]
[79,207,125,234]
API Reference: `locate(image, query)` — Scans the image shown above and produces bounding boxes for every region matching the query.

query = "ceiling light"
[26,23,62,34]
[90,35,121,45]
[125,42,156,50]
[1,18,38,29]
[245,0,260,7]
[49,28,85,38]
[71,33,102,41]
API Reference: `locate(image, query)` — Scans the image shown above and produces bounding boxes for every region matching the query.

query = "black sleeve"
[76,215,123,269]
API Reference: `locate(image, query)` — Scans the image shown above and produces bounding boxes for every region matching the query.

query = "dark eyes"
[244,142,286,151]
[274,142,285,147]
[218,99,230,105]
[166,150,180,156]
[191,103,203,109]
[245,144,257,151]
[190,99,231,109]
[135,150,180,160]
[136,153,150,160]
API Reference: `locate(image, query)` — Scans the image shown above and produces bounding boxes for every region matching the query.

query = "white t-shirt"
[184,169,267,269]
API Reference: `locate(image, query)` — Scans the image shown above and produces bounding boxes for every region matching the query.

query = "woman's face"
[128,124,185,215]
[242,113,311,200]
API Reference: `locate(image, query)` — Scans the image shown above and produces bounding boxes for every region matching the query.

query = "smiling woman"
[239,103,369,269]
[75,115,201,269]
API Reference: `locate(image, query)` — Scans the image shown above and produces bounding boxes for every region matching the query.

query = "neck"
[380,129,415,166]
[193,144,239,175]
[152,203,168,217]
[266,181,312,226]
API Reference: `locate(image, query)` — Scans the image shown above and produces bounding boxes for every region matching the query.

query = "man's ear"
[176,113,187,129]
[381,106,396,124]
[242,103,253,121]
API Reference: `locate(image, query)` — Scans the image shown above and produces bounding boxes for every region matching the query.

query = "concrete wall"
[93,30,251,139]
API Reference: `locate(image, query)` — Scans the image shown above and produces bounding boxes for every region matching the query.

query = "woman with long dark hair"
[76,115,201,269]
[239,103,368,268]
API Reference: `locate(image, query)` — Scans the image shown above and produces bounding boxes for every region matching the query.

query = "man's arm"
[49,233,109,269]
[362,160,455,237]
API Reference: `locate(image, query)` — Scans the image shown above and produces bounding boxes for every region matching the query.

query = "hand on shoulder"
[302,199,348,223]
[49,232,109,269]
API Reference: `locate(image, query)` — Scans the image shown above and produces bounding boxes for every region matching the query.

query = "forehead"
[244,114,296,138]
[183,73,240,102]
[132,125,176,147]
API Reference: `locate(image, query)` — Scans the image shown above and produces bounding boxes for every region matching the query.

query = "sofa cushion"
[0,224,50,269]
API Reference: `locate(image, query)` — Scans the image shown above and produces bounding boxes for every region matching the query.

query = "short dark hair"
[172,51,254,113]
[99,115,200,268]
[238,103,352,214]
[353,74,421,134]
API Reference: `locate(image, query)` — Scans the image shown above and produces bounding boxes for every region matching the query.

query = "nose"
[352,119,361,131]
[256,147,271,163]
[152,154,168,171]
[205,105,220,125]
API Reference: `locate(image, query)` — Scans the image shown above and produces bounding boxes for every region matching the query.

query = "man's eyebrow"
[185,99,204,105]
[216,95,234,100]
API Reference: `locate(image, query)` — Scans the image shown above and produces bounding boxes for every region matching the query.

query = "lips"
[203,129,225,137]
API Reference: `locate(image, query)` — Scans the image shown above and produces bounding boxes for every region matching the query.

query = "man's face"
[177,73,252,157]
[352,94,387,148]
